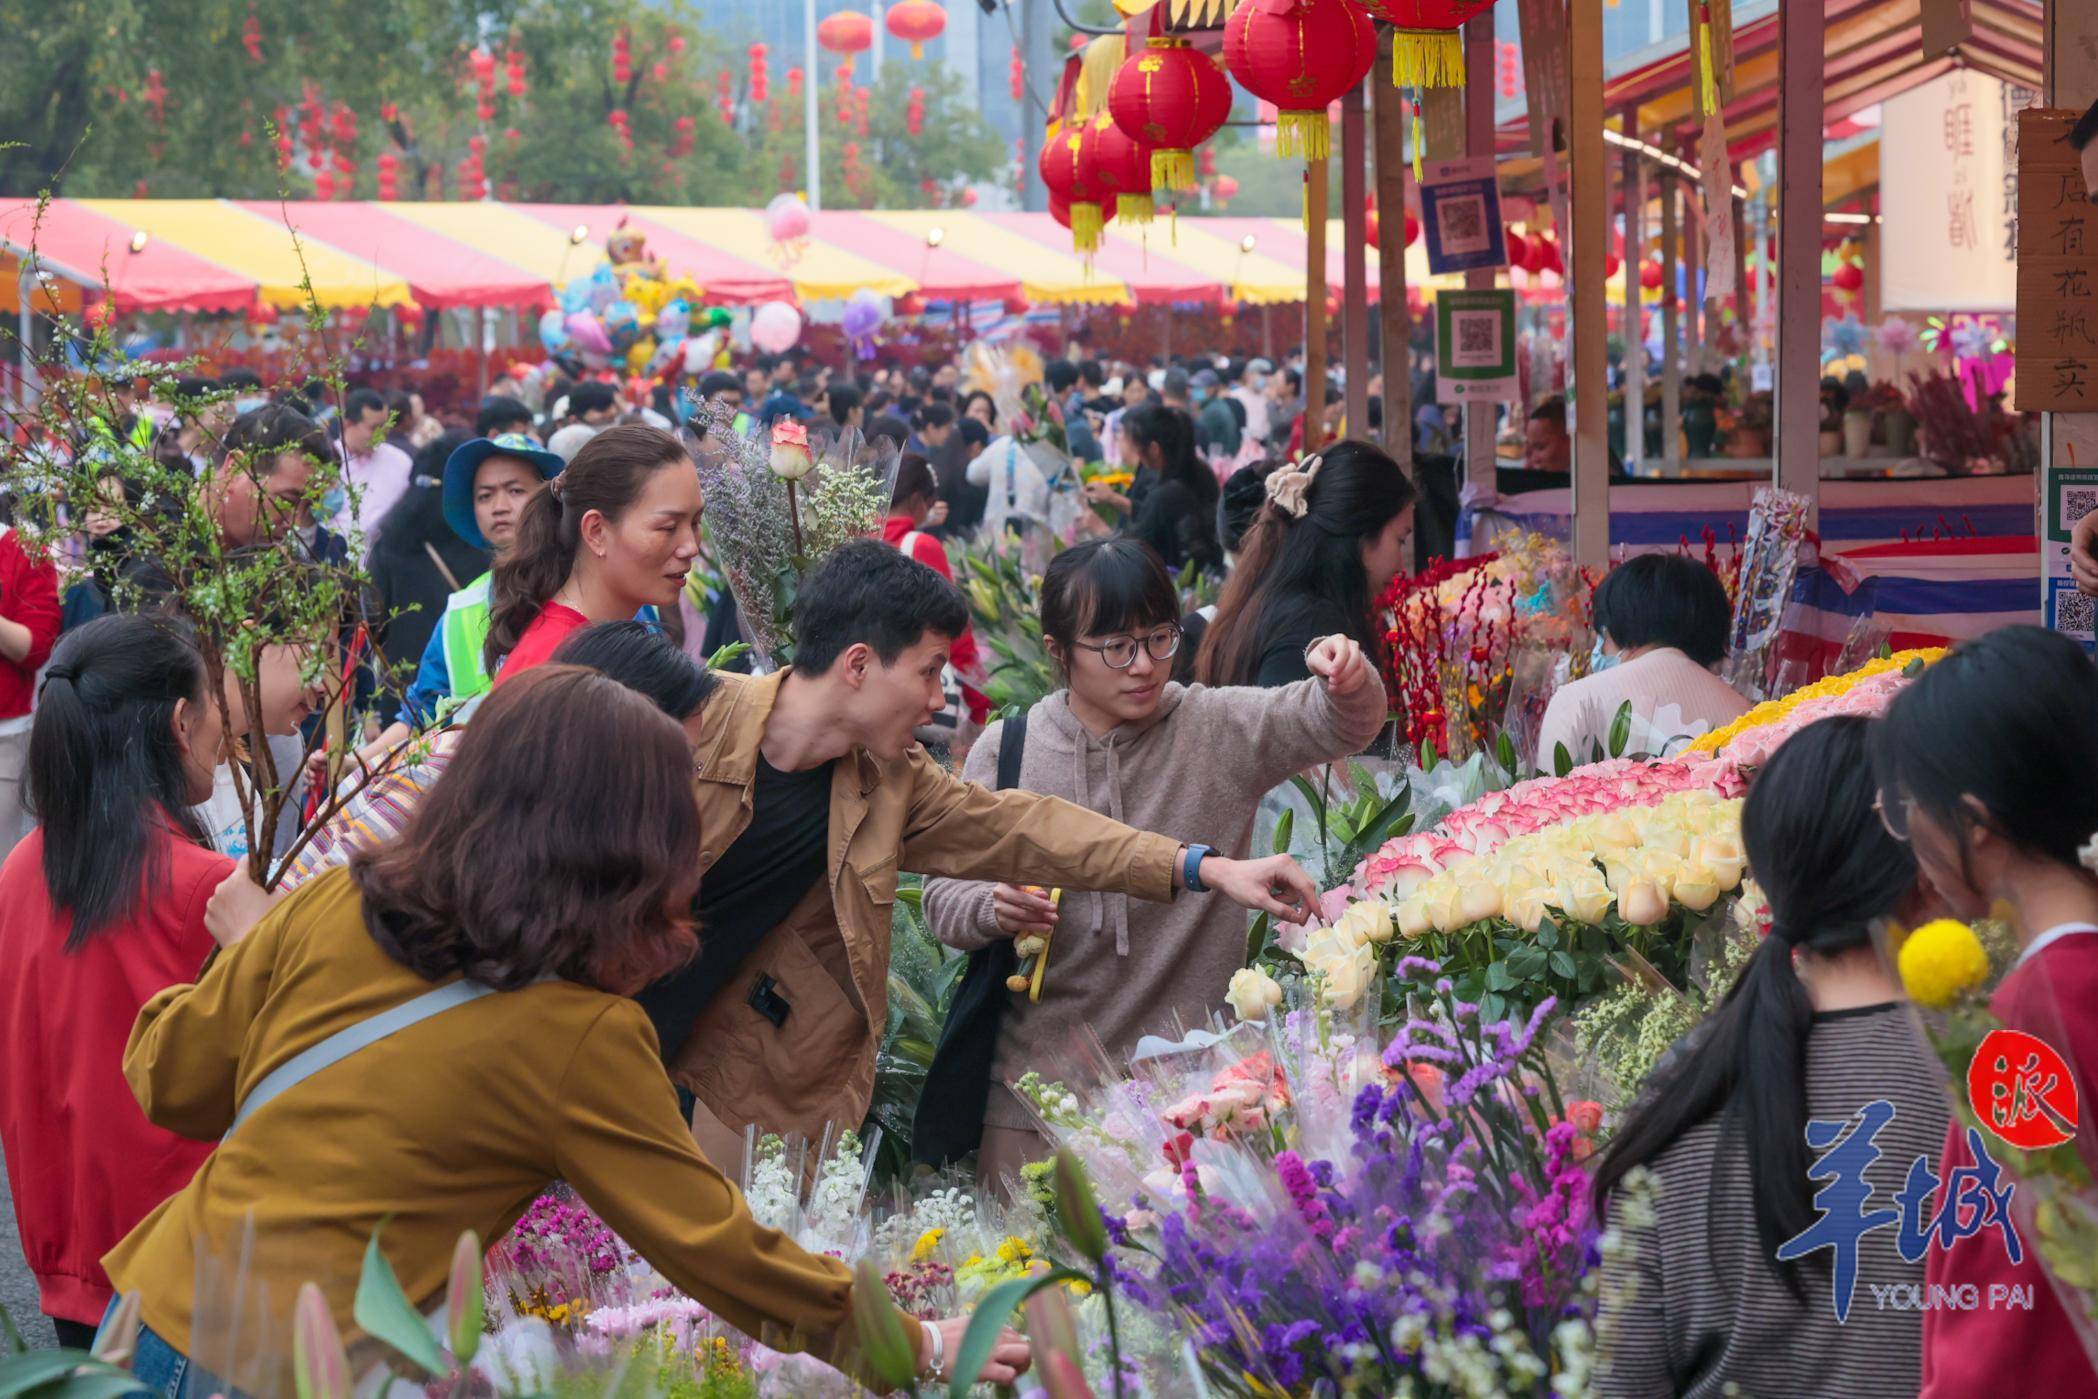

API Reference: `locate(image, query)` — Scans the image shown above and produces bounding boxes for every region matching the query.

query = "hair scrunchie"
[1264,453,1325,518]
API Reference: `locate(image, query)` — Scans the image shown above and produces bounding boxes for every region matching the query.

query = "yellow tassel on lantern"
[1274,110,1331,161]
[1116,192,1155,225]
[1069,200,1106,252]
[1392,30,1466,90]
[1152,147,1197,191]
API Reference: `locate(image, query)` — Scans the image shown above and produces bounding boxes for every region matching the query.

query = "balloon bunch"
[537,228,730,380]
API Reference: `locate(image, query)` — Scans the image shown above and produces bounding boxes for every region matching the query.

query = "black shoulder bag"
[910,711,1028,1168]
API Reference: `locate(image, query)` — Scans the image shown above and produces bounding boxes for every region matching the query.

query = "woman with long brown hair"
[102,666,1029,1396]
[485,421,704,684]
[1194,439,1415,689]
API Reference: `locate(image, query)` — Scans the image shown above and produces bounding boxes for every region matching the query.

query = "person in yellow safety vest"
[352,435,566,765]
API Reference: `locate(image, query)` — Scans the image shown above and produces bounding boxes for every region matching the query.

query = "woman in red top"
[881,454,989,725]
[0,521,62,861]
[486,423,704,685]
[1873,626,2098,1397]
[0,614,233,1347]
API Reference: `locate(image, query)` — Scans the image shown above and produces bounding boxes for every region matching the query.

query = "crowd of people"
[0,330,2093,1397]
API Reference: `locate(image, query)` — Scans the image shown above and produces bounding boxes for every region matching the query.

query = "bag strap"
[997,709,1028,791]
[224,979,501,1140]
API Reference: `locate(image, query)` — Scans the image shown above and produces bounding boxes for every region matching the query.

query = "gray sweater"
[923,673,1387,1129]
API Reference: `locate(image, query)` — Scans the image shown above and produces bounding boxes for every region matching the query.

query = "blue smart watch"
[1183,843,1215,893]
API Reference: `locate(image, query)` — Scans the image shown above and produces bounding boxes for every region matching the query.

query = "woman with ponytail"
[1872,626,2098,1398]
[1592,715,1943,1398]
[486,421,704,685]
[1194,440,1415,690]
[0,615,230,1347]
[1103,402,1222,575]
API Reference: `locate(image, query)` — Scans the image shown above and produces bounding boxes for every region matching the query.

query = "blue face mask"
[1588,637,1619,674]
[321,484,347,521]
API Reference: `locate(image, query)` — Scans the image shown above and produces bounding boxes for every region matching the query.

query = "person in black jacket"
[365,433,490,715]
[1103,403,1220,575]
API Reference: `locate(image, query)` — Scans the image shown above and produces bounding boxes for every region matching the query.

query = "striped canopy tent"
[0,200,1463,315]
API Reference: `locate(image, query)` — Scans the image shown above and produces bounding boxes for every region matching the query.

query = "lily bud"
[445,1230,485,1366]
[1052,1148,1110,1263]
[293,1282,352,1399]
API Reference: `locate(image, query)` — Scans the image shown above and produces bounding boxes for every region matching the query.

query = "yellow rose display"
[1333,899,1396,947]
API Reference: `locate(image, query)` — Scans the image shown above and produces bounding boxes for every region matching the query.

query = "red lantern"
[1039,116,1111,251]
[1496,39,1520,99]
[1107,36,1232,192]
[1223,0,1378,162]
[1604,250,1622,278]
[906,86,927,138]
[886,1,946,60]
[1089,110,1155,225]
[1405,212,1421,247]
[1831,261,1864,293]
[1212,173,1240,204]
[1536,231,1563,276]
[817,11,873,56]
[1640,258,1664,290]
[1365,194,1380,247]
[1358,1,1495,88]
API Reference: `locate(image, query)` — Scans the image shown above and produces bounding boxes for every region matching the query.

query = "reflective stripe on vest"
[440,573,494,703]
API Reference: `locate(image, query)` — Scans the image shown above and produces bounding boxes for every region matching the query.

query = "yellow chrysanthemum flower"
[1685,649,1945,756]
[1897,918,1991,1008]
[911,1227,945,1262]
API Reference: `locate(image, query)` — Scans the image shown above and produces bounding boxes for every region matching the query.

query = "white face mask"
[1588,637,1620,674]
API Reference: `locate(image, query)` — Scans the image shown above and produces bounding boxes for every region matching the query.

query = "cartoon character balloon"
[564,311,613,356]
[538,308,571,352]
[841,289,888,361]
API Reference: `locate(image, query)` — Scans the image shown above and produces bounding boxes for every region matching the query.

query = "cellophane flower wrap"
[689,402,896,669]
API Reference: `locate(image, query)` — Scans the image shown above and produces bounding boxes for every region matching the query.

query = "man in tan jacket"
[642,541,1318,1163]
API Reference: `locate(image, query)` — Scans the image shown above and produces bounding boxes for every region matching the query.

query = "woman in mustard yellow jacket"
[103,665,1027,1397]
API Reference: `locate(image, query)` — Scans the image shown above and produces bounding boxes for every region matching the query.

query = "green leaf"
[1549,950,1579,979]
[1536,924,1559,950]
[6,1370,149,1399]
[1288,774,1326,818]
[0,1308,23,1356]
[703,640,751,669]
[1245,912,1271,966]
[1495,731,1518,775]
[1418,738,1439,772]
[1554,742,1574,778]
[1270,808,1294,857]
[1357,790,1414,852]
[0,1352,89,1397]
[354,1222,449,1378]
[1607,702,1634,759]
[948,1270,1090,1399]
[1486,962,1514,991]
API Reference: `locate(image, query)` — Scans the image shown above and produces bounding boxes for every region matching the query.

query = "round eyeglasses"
[1071,623,1183,670]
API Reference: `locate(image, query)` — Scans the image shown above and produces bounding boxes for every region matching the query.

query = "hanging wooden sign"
[2013,108,2098,412]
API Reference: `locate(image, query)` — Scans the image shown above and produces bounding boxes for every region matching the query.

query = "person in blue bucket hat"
[353,434,565,765]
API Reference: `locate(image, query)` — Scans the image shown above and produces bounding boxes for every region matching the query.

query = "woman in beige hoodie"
[923,538,1389,1187]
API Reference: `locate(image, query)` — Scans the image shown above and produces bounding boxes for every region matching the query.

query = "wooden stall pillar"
[1569,0,1610,568]
[1661,175,1683,467]
[1305,154,1330,453]
[1463,9,1496,498]
[1374,39,1413,462]
[1773,0,1825,525]
[1342,83,1371,443]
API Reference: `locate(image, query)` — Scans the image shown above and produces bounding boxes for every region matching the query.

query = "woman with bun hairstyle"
[1193,439,1415,689]
[485,422,704,684]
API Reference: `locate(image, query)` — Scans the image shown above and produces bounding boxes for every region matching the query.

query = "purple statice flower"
[1393,955,1442,979]
[1102,1209,1134,1247]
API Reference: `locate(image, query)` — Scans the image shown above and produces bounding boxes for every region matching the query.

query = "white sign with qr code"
[1451,311,1502,368]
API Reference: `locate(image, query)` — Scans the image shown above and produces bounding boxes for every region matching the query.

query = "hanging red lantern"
[1039,115,1111,251]
[241,10,264,62]
[817,11,874,57]
[1535,231,1563,276]
[1212,173,1240,204]
[906,86,927,138]
[1640,258,1665,290]
[1831,261,1864,292]
[612,28,633,84]
[1089,110,1155,225]
[1405,212,1421,247]
[1496,39,1520,99]
[1604,250,1622,278]
[1107,35,1231,192]
[1357,1,1495,88]
[886,1,947,60]
[1365,194,1380,247]
[506,48,527,97]
[1504,228,1529,271]
[1223,0,1378,162]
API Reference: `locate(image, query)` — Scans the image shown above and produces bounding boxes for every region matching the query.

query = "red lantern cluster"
[1090,109,1155,225]
[1212,173,1240,205]
[749,42,770,103]
[607,107,633,153]
[612,28,633,85]
[1223,0,1377,162]
[717,70,736,127]
[242,9,264,63]
[458,132,488,199]
[886,1,946,60]
[142,69,169,127]
[1497,39,1520,98]
[1010,46,1025,103]
[1040,115,1111,251]
[468,46,498,122]
[788,66,804,96]
[505,47,527,98]
[907,86,927,137]
[1107,36,1231,192]
[841,139,872,204]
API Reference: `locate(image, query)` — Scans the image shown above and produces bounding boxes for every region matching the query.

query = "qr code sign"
[1450,310,1501,368]
[2056,587,2095,641]
[1443,194,1493,254]
[2066,488,2098,529]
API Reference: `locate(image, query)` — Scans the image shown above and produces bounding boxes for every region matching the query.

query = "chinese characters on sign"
[1776,1100,2025,1323]
[2015,108,2098,411]
[1882,72,2025,312]
[1967,1027,2082,1151]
